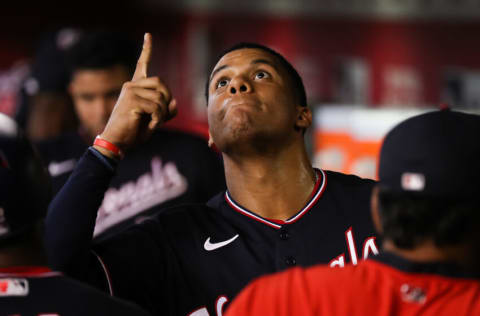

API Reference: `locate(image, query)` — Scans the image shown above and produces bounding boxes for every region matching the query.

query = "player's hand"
[97,33,177,156]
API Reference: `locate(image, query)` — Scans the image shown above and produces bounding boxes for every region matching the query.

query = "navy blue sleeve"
[45,147,117,281]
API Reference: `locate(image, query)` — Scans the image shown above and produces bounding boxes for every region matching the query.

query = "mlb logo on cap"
[378,109,480,199]
[401,173,425,191]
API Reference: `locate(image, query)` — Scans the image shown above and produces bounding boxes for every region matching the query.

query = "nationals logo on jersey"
[329,227,379,268]
[94,157,188,236]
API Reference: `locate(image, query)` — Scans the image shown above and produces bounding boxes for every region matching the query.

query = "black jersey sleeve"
[91,220,169,314]
[1,275,153,316]
[45,148,116,283]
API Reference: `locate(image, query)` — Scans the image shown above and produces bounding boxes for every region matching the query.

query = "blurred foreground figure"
[38,31,225,239]
[0,113,150,315]
[46,34,378,316]
[227,109,480,316]
[19,29,81,141]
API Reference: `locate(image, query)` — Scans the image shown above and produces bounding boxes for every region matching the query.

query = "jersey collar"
[0,266,62,278]
[224,169,327,229]
[372,251,480,279]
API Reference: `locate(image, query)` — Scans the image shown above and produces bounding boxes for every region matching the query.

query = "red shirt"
[226,252,480,316]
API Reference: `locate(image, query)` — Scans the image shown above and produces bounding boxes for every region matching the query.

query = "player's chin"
[219,125,270,154]
[225,109,261,135]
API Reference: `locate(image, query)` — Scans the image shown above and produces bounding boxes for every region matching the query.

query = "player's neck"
[0,237,48,268]
[383,240,471,266]
[224,146,316,221]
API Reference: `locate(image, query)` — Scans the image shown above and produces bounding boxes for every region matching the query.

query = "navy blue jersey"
[37,129,225,239]
[46,149,378,316]
[0,267,150,316]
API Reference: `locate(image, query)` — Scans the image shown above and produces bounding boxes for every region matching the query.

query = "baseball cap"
[378,109,480,200]
[24,28,82,95]
[0,113,51,242]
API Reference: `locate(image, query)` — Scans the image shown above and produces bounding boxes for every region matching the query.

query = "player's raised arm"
[45,32,175,288]
[94,33,177,158]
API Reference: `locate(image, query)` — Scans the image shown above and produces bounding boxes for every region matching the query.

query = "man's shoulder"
[254,261,377,303]
[227,264,352,316]
[238,261,366,294]
[323,169,376,196]
[304,259,374,283]
[35,131,87,162]
[158,202,216,219]
[138,192,226,230]
[27,275,150,315]
[324,169,376,187]
[160,191,223,214]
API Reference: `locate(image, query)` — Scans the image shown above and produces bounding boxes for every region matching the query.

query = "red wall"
[3,8,480,134]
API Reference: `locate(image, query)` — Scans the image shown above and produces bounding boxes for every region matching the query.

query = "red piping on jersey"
[0,266,62,278]
[266,218,286,225]
[309,169,322,199]
[225,169,327,229]
[92,250,114,296]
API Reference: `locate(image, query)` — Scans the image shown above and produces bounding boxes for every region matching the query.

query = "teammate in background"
[226,109,480,316]
[0,113,150,316]
[38,31,225,239]
[45,34,378,316]
[17,28,81,141]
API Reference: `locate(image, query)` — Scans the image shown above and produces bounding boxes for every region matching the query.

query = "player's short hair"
[205,42,307,108]
[377,189,480,249]
[67,31,138,80]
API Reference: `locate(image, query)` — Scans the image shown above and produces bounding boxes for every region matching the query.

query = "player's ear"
[294,105,312,131]
[208,131,215,148]
[370,185,383,235]
[68,82,74,96]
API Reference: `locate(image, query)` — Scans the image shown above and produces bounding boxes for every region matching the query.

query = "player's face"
[207,48,299,153]
[69,65,130,139]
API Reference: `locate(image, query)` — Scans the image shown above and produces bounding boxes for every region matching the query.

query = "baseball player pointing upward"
[46,34,378,315]
[98,34,315,221]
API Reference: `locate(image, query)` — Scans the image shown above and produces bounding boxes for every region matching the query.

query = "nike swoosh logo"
[48,159,77,177]
[204,234,239,251]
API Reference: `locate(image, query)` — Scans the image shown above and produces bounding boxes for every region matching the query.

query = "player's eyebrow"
[251,59,279,72]
[209,58,279,84]
[210,65,229,82]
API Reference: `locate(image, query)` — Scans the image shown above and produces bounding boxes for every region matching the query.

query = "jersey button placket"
[277,226,297,268]
[276,224,298,270]
[279,229,290,240]
[285,256,296,266]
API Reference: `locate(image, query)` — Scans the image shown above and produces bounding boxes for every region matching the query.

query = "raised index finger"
[133,33,152,80]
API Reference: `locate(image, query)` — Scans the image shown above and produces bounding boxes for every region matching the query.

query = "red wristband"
[94,135,122,156]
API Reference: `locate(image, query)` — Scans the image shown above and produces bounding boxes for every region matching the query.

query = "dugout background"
[2,0,480,177]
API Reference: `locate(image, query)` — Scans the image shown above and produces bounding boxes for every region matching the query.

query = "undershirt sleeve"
[45,148,117,286]
[45,148,168,312]
[91,222,167,313]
